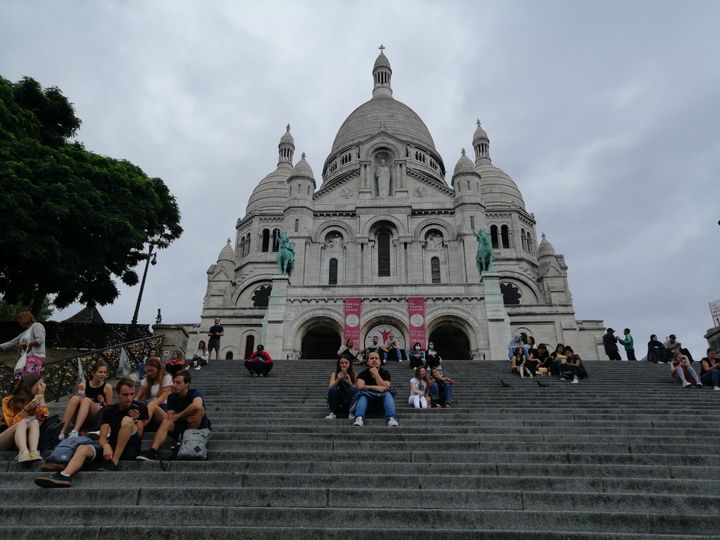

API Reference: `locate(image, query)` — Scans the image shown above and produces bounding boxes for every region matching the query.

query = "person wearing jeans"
[700,348,720,390]
[352,351,398,427]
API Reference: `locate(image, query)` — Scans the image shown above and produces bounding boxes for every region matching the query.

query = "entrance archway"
[428,324,471,360]
[301,322,341,359]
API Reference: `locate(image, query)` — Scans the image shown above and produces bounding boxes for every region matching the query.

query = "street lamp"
[131,244,157,325]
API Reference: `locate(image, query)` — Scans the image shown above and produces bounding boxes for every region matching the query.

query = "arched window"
[377,229,391,277]
[294,219,299,233]
[225,351,234,360]
[244,335,255,359]
[272,228,280,252]
[490,225,499,249]
[240,238,245,257]
[470,216,475,230]
[501,225,510,249]
[431,257,441,284]
[252,285,272,308]
[261,229,270,252]
[329,258,338,285]
[521,228,527,251]
[526,231,533,254]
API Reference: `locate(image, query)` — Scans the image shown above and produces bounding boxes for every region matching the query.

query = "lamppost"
[131,244,157,325]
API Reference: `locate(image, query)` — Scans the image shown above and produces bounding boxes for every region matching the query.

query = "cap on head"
[257,344,264,351]
[669,334,676,340]
[607,328,614,333]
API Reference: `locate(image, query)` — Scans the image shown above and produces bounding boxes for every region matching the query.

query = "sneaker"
[398,360,403,364]
[58,432,65,441]
[194,366,201,370]
[348,413,355,420]
[696,383,703,388]
[353,416,364,427]
[324,412,336,420]
[34,471,72,488]
[68,430,79,439]
[682,382,692,388]
[136,448,159,461]
[98,459,120,471]
[16,450,32,462]
[714,386,720,391]
[387,417,399,427]
[29,450,42,461]
[571,379,579,384]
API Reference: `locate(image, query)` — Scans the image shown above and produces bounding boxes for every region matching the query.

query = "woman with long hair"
[165,350,186,376]
[59,361,112,439]
[190,341,209,370]
[135,357,172,424]
[325,357,357,419]
[0,311,46,378]
[409,366,430,408]
[430,367,454,408]
[0,373,49,461]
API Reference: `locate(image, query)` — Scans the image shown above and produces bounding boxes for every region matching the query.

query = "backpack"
[46,436,94,463]
[38,415,63,452]
[175,428,211,460]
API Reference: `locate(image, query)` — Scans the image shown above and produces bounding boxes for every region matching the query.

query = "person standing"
[603,328,622,361]
[0,311,46,378]
[207,318,224,361]
[620,328,636,361]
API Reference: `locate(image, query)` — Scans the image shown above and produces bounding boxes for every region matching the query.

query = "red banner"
[343,297,362,349]
[407,297,426,349]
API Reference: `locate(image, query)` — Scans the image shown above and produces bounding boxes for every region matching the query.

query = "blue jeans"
[701,370,719,386]
[384,348,402,362]
[431,382,453,406]
[354,392,396,420]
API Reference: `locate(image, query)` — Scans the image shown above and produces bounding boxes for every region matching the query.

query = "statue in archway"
[375,158,391,197]
[275,231,295,276]
[475,229,494,275]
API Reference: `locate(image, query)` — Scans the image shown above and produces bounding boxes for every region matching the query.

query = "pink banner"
[407,297,426,349]
[343,297,362,349]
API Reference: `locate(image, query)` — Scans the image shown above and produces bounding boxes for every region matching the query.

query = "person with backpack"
[135,370,211,461]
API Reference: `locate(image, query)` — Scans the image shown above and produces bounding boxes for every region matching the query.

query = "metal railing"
[0,335,164,401]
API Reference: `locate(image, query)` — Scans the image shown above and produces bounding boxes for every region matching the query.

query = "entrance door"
[301,324,341,359]
[428,325,471,360]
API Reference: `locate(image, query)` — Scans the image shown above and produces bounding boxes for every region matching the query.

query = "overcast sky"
[1,0,718,357]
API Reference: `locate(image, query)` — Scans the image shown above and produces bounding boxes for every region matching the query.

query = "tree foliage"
[0,76,182,316]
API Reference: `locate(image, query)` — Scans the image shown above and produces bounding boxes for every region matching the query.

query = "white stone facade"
[195,51,606,361]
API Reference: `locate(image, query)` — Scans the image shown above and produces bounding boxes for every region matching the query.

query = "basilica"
[194,50,605,360]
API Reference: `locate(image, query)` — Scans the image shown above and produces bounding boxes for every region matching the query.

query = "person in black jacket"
[603,328,622,361]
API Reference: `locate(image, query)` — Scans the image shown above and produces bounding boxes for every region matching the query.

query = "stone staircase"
[1,359,719,538]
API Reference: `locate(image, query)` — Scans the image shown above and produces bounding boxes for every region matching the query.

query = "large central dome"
[330,96,437,154]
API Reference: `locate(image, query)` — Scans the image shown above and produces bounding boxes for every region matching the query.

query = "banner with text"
[408,297,426,349]
[710,300,720,327]
[343,297,362,349]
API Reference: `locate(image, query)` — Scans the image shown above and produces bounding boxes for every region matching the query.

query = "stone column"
[481,272,511,360]
[261,274,290,359]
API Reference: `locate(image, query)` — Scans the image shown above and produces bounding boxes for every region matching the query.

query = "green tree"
[0,76,182,316]
[0,297,53,321]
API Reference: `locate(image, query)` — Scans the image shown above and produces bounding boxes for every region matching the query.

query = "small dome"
[373,51,392,71]
[217,239,234,263]
[279,124,294,146]
[452,149,475,177]
[473,119,488,143]
[290,153,315,180]
[537,233,556,259]
[246,167,291,214]
[476,161,525,209]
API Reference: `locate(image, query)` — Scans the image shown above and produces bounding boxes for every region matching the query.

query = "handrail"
[0,335,164,401]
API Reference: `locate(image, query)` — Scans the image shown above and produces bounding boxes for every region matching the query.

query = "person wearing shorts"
[207,318,224,360]
[35,378,148,487]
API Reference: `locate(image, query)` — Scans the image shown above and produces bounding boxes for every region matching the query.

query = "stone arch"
[498,273,541,304]
[425,313,476,360]
[414,218,456,242]
[360,310,409,348]
[314,221,355,244]
[232,276,275,307]
[294,314,344,359]
[361,215,406,238]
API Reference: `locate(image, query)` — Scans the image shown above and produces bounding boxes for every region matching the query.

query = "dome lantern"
[473,119,490,163]
[372,44,393,99]
[278,124,295,167]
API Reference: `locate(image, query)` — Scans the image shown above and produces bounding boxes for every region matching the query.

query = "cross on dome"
[286,124,291,132]
[379,44,385,53]
[301,152,306,159]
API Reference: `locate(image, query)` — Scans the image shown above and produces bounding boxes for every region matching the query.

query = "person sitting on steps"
[35,377,149,487]
[429,367,454,407]
[1,373,48,462]
[59,361,112,440]
[362,336,386,363]
[136,370,211,461]
[510,347,532,378]
[409,366,430,409]
[325,357,357,419]
[408,343,425,369]
[337,339,361,365]
[384,333,403,364]
[351,351,398,427]
[699,348,719,390]
[425,342,442,371]
[135,357,172,427]
[245,344,273,377]
[672,352,702,388]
